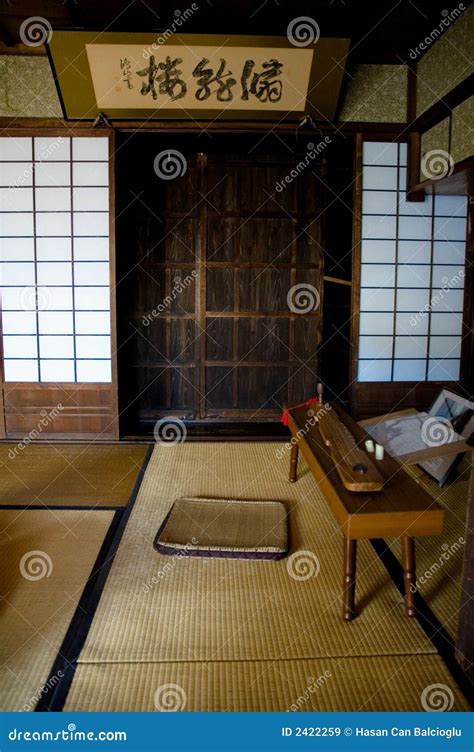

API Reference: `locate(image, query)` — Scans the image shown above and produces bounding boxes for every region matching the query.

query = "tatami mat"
[65,653,470,712]
[77,443,437,664]
[0,444,148,507]
[0,508,114,711]
[389,455,471,640]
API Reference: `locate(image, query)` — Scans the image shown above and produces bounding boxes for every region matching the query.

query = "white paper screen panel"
[358,141,467,383]
[0,136,112,383]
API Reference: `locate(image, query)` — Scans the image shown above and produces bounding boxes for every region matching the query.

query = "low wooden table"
[285,402,444,621]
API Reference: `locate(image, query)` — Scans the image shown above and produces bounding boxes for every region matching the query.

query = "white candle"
[365,439,375,453]
[375,443,384,460]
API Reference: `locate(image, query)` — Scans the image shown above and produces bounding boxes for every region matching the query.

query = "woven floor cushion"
[154,496,289,559]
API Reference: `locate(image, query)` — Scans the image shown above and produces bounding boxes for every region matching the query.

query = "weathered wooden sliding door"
[117,135,324,432]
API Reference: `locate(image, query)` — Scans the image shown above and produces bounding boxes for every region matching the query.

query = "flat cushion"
[154,496,288,560]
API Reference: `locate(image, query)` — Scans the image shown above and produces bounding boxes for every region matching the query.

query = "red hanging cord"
[281,397,318,426]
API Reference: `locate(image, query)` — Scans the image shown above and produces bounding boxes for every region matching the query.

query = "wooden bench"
[285,402,444,621]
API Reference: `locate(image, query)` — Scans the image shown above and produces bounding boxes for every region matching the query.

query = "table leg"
[343,538,357,621]
[289,443,299,483]
[402,536,417,617]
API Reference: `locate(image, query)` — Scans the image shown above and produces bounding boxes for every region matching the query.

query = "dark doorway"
[116,132,351,437]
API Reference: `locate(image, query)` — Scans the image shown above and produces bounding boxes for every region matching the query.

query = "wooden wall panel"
[3,384,116,440]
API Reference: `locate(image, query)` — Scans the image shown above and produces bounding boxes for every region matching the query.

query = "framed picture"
[360,389,473,487]
[46,31,350,121]
[419,389,474,486]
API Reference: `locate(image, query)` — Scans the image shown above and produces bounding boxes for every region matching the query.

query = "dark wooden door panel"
[117,135,325,431]
[237,319,290,362]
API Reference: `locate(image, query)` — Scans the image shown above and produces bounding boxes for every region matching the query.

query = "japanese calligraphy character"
[241,59,283,102]
[136,55,187,101]
[120,58,133,90]
[192,58,236,102]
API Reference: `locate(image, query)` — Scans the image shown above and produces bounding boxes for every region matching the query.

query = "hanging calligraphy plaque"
[47,32,350,121]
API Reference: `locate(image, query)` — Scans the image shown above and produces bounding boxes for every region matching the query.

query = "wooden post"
[343,538,357,621]
[402,536,417,617]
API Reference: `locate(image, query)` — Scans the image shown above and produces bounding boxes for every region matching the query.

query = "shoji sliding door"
[0,131,118,440]
[352,138,469,418]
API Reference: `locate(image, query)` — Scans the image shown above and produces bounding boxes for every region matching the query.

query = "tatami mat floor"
[0,443,148,507]
[60,442,470,712]
[1,442,470,712]
[390,456,471,641]
[0,508,114,711]
[65,654,470,712]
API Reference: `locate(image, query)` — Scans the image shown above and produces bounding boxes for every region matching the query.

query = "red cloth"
[281,397,318,426]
